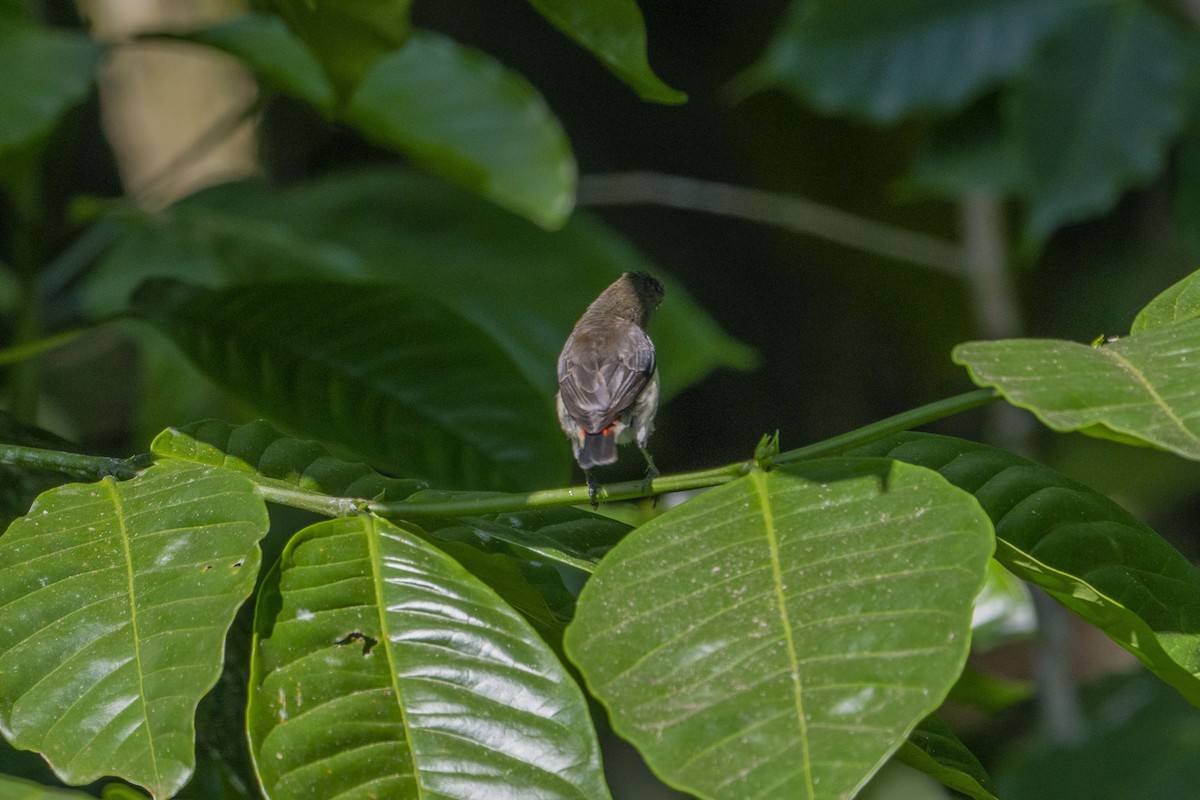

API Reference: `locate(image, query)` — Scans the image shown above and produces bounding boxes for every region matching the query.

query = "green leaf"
[0,463,269,799]
[953,320,1200,459]
[164,11,335,114]
[897,715,996,800]
[1013,3,1192,243]
[749,0,1088,121]
[0,19,102,152]
[0,774,103,798]
[1131,267,1200,334]
[87,169,754,401]
[152,418,427,502]
[851,433,1200,706]
[525,0,685,104]
[133,279,568,491]
[565,460,993,800]
[345,31,576,229]
[271,0,410,98]
[247,515,611,800]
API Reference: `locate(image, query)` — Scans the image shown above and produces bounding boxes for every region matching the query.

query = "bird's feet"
[642,463,660,507]
[585,470,600,509]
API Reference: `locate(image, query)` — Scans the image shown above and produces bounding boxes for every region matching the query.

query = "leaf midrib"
[751,471,813,799]
[106,476,162,789]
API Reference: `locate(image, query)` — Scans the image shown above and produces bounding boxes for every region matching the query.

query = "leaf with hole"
[247,515,610,800]
[566,460,993,800]
[0,463,268,799]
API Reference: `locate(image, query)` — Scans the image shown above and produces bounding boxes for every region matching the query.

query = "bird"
[555,271,664,506]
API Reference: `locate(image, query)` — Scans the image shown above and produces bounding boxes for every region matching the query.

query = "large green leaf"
[247,515,611,800]
[0,19,102,152]
[851,433,1200,706]
[0,463,269,799]
[86,169,754,402]
[953,319,1200,459]
[164,11,335,114]
[133,280,568,492]
[1131,267,1200,334]
[1012,2,1192,243]
[749,0,1088,121]
[525,0,684,104]
[270,0,410,98]
[566,461,993,800]
[345,31,575,230]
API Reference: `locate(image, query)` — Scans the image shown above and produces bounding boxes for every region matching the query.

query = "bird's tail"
[577,429,618,469]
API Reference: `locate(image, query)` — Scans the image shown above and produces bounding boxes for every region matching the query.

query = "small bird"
[556,271,664,506]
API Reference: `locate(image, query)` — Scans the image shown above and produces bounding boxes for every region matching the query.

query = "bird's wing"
[557,321,655,433]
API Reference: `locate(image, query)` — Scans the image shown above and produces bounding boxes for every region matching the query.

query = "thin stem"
[771,388,999,464]
[578,172,965,275]
[0,443,146,481]
[373,389,998,518]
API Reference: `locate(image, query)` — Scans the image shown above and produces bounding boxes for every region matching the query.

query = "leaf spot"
[335,630,378,656]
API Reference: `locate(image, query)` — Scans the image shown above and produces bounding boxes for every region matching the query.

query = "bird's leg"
[639,446,660,505]
[585,469,601,509]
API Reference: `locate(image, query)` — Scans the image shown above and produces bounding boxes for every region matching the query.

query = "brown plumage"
[556,272,664,503]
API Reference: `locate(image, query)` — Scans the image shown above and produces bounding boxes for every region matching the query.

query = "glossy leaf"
[1013,3,1191,243]
[851,433,1200,706]
[271,0,410,98]
[87,169,754,402]
[152,418,427,502]
[247,515,611,800]
[525,0,685,104]
[954,319,1200,459]
[133,279,568,491]
[0,19,102,151]
[750,0,1088,121]
[165,11,335,114]
[0,463,269,799]
[897,715,996,800]
[1131,267,1200,334]
[566,460,993,800]
[345,31,575,229]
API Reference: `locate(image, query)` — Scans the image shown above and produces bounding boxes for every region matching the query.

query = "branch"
[578,172,965,275]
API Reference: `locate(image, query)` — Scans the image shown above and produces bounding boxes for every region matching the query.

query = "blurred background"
[7,0,1200,797]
